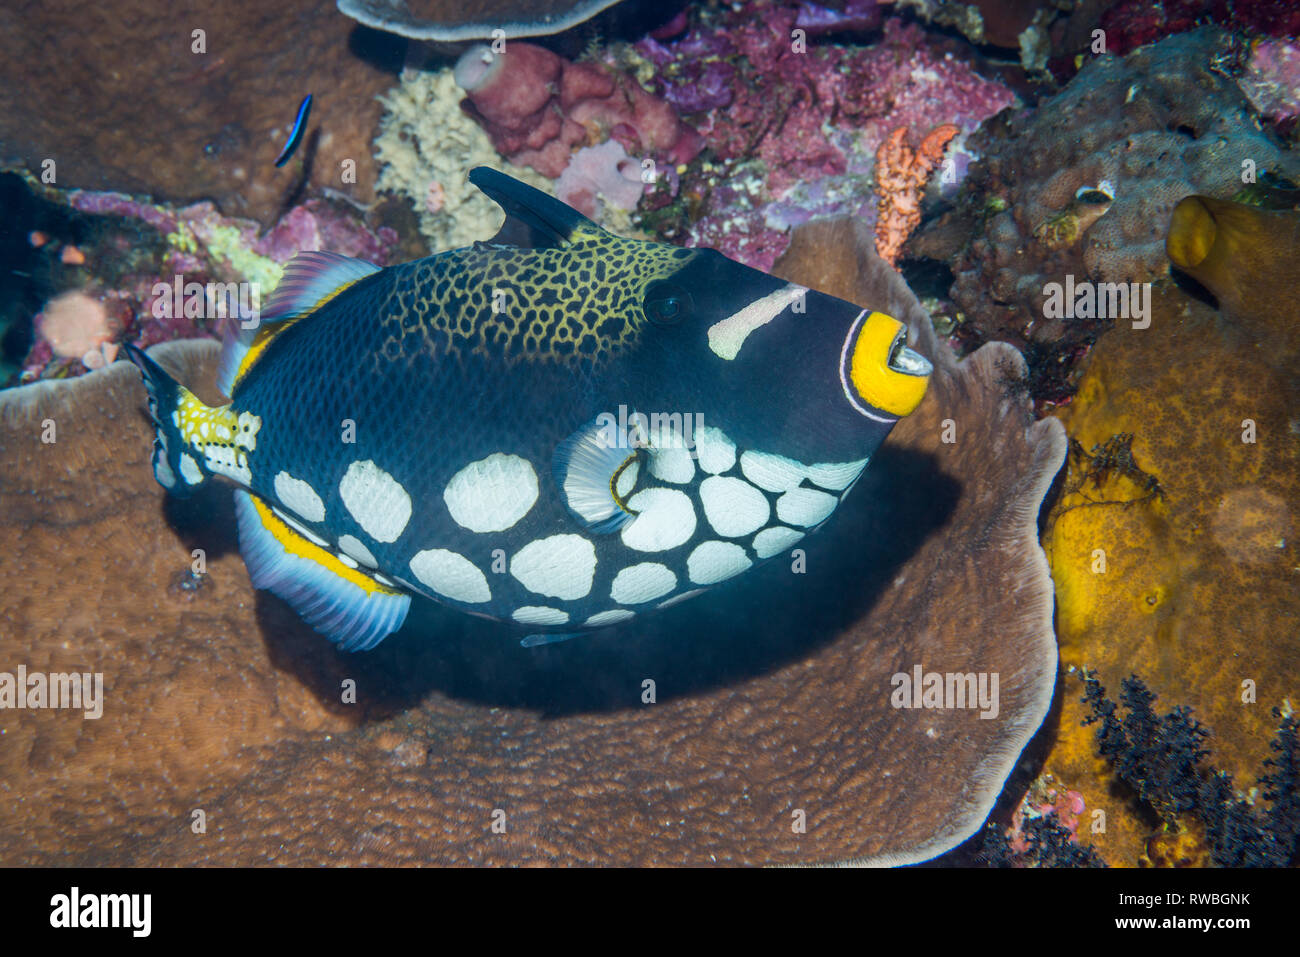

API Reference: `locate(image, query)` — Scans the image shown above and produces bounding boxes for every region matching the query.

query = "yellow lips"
[848,312,931,417]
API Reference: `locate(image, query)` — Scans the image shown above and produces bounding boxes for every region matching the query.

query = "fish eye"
[644,281,692,325]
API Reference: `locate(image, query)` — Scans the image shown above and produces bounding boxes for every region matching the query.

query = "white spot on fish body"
[694,426,736,475]
[752,526,806,558]
[776,487,838,527]
[699,476,770,537]
[648,447,695,484]
[274,470,326,523]
[409,548,492,603]
[339,460,412,543]
[338,534,377,568]
[273,506,328,546]
[443,453,539,533]
[687,541,752,585]
[179,453,203,485]
[740,450,806,492]
[656,587,706,610]
[620,488,696,552]
[513,606,569,626]
[805,458,869,491]
[610,562,677,604]
[585,609,635,626]
[510,534,597,600]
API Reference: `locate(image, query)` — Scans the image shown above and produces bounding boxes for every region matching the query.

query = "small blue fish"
[273,94,312,168]
[124,169,932,651]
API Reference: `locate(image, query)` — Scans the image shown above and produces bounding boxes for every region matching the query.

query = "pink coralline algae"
[454,42,704,180]
[634,8,1013,269]
[1239,38,1300,127]
[1100,0,1300,56]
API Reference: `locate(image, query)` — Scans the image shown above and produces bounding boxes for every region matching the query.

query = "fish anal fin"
[234,490,409,651]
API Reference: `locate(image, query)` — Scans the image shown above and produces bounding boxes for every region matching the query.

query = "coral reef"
[455,42,704,179]
[16,180,397,382]
[1167,196,1300,361]
[635,10,1016,269]
[0,219,1064,865]
[373,68,559,251]
[1099,0,1300,56]
[0,0,402,227]
[1081,673,1299,867]
[337,0,627,40]
[917,27,1300,404]
[1040,272,1299,864]
[555,141,645,219]
[1239,38,1300,130]
[874,124,958,266]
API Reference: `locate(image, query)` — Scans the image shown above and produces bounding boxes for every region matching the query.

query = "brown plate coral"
[0,220,1063,865]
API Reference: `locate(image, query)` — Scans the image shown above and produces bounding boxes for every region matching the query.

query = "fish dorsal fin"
[217,250,380,397]
[469,166,601,249]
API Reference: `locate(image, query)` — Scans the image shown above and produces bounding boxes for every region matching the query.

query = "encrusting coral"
[0,220,1064,866]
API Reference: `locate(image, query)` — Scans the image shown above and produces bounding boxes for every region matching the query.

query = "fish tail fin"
[123,342,234,496]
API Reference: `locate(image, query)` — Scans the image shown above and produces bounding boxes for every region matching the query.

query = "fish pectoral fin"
[520,631,584,648]
[233,490,410,652]
[218,251,380,397]
[469,166,602,249]
[553,416,644,533]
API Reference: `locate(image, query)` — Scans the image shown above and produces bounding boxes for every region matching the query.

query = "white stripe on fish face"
[698,475,770,538]
[510,534,597,600]
[610,562,677,604]
[409,548,492,603]
[443,452,539,533]
[339,460,412,543]
[706,283,807,360]
[274,470,326,523]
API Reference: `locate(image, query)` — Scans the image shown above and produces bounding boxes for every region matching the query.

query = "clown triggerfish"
[124,169,932,651]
